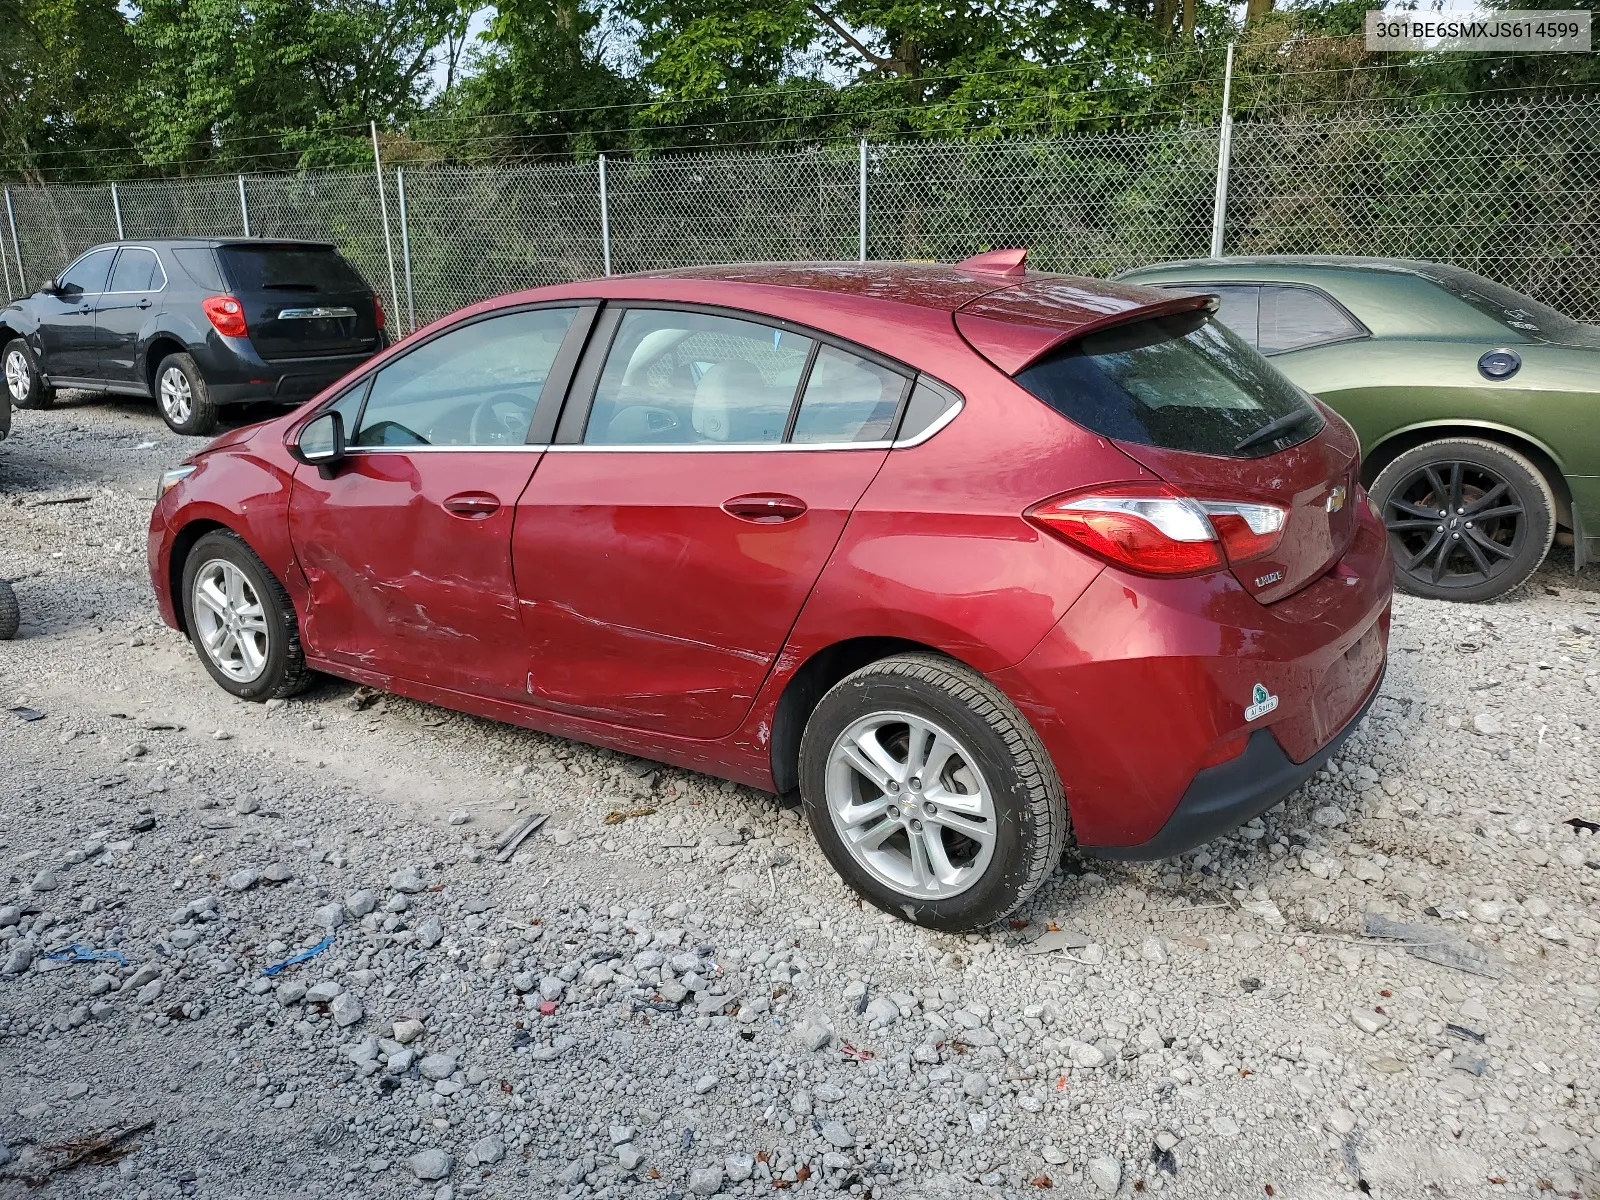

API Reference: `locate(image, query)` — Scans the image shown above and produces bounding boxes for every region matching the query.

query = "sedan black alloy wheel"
[1383,459,1525,589]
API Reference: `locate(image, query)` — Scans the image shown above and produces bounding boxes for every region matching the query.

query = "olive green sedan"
[1116,256,1599,602]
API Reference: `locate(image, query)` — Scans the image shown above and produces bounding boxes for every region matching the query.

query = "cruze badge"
[1245,683,1279,721]
[1325,485,1348,513]
[1255,570,1283,587]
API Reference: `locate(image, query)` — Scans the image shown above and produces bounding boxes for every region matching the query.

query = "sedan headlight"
[156,465,196,499]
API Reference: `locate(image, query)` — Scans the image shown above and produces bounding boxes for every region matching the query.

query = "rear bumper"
[989,498,1394,850]
[1082,667,1382,860]
[193,335,374,406]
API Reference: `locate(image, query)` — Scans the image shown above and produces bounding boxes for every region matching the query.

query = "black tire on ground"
[1370,437,1556,603]
[0,579,18,640]
[180,530,312,701]
[4,338,55,409]
[798,652,1069,932]
[154,351,218,436]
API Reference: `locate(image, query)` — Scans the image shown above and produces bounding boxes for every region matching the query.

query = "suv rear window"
[218,245,369,294]
[1015,310,1325,459]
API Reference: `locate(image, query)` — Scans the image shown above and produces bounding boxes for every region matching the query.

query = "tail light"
[1027,483,1286,577]
[373,296,386,331]
[202,295,248,338]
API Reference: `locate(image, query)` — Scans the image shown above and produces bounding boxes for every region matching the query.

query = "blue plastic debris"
[262,936,334,977]
[42,943,130,967]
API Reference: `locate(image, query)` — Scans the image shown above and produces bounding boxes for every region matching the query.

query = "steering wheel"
[468,393,533,446]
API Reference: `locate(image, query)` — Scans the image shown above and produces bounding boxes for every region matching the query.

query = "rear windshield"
[218,245,369,294]
[1410,263,1600,349]
[1015,310,1325,459]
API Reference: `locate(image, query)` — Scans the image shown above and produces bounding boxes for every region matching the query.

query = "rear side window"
[219,245,369,294]
[171,248,225,291]
[1015,310,1325,459]
[1258,286,1364,354]
[1200,285,1261,346]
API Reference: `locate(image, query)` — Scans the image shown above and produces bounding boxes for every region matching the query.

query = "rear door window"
[585,309,813,446]
[789,346,907,444]
[107,248,165,293]
[218,245,369,294]
[1015,310,1324,459]
[1258,286,1364,355]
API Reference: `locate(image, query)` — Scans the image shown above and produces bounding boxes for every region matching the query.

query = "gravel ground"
[2,393,1599,1200]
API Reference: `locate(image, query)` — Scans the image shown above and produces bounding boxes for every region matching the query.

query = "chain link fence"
[4,98,1598,327]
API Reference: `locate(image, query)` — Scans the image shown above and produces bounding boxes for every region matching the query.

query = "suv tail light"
[202,295,248,338]
[1027,483,1286,577]
[373,296,386,331]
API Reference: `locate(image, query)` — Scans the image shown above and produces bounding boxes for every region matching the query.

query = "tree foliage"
[3,0,1597,179]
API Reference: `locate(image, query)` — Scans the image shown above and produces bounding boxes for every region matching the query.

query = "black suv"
[1,238,386,435]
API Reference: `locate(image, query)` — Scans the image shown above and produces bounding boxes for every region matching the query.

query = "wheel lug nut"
[909,819,923,832]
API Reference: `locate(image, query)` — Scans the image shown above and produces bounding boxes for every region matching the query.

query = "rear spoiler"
[955,290,1220,375]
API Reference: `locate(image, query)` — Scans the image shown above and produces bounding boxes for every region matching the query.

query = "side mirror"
[291,411,346,477]
[38,278,59,296]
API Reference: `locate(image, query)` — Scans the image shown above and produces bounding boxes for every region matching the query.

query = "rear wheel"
[1371,437,1554,602]
[155,352,218,436]
[181,530,311,701]
[4,339,54,409]
[798,653,1068,932]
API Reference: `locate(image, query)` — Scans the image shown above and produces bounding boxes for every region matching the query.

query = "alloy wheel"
[4,349,29,403]
[824,711,996,899]
[160,366,193,425]
[191,559,270,683]
[1382,459,1525,590]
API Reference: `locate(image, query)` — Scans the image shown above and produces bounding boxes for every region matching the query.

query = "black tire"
[0,580,18,640]
[1370,437,1555,603]
[4,338,55,409]
[154,351,218,436]
[180,530,311,701]
[798,652,1069,932]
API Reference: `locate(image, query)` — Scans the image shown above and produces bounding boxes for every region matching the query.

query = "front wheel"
[181,530,311,701]
[4,339,54,409]
[155,352,218,436]
[1370,437,1555,602]
[798,653,1069,932]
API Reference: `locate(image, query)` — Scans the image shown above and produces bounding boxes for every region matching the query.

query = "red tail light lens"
[1027,484,1224,576]
[1199,501,1287,563]
[202,295,248,338]
[373,296,386,331]
[1027,485,1287,577]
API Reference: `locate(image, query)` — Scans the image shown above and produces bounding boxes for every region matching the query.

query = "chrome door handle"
[722,493,807,523]
[443,492,501,518]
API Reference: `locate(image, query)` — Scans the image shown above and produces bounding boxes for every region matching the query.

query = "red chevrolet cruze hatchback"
[148,251,1393,930]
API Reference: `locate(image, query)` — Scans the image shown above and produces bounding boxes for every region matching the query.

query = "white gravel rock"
[1088,1155,1122,1194]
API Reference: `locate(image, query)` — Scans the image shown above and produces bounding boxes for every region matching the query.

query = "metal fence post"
[111,184,125,239]
[0,218,12,301]
[1209,43,1236,259]
[238,175,251,237]
[858,139,868,262]
[396,167,416,334]
[598,155,612,277]
[5,188,23,289]
[369,122,403,331]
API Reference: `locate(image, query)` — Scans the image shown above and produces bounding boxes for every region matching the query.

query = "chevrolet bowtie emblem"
[1325,485,1347,513]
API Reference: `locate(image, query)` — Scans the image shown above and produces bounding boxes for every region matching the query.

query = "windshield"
[1015,310,1325,459]
[1412,263,1600,349]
